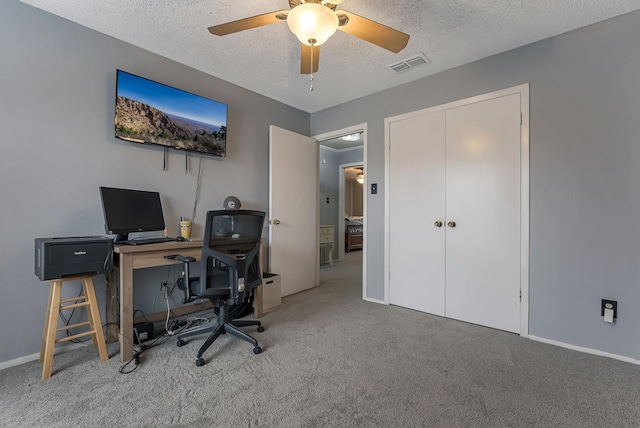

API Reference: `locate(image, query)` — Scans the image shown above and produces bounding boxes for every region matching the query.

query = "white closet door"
[444,94,522,333]
[389,111,446,315]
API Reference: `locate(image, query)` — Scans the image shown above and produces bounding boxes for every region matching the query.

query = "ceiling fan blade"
[336,11,409,53]
[300,44,320,74]
[208,10,289,36]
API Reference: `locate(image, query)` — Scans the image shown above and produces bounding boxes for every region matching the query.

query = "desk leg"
[119,253,134,362]
[320,243,335,266]
[254,284,264,318]
[329,243,334,266]
[105,267,119,343]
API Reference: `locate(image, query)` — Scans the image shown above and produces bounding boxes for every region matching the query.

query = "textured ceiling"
[19,0,640,113]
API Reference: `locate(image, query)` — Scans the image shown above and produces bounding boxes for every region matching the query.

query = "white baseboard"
[364,296,386,304]
[529,335,640,365]
[0,343,86,371]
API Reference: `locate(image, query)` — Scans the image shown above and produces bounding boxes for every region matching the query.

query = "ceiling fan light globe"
[287,3,338,46]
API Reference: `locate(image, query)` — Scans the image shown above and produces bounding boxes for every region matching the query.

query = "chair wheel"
[176,339,186,347]
[257,325,265,332]
[253,346,262,354]
[196,358,205,367]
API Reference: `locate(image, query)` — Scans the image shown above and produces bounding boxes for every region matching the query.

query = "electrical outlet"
[601,299,617,319]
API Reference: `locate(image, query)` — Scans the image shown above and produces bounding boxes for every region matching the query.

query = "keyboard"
[122,237,176,246]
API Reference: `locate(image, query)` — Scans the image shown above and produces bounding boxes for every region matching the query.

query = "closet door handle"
[434,221,443,228]
[447,221,456,228]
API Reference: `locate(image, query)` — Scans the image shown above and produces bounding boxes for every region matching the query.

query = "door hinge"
[519,290,522,302]
[520,112,523,125]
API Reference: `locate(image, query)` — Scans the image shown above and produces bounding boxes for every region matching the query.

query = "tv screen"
[115,70,227,157]
[100,186,166,242]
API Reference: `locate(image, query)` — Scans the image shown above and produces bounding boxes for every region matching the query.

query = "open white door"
[269,125,318,297]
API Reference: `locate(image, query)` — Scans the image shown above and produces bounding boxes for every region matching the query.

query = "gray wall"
[0,1,308,363]
[311,12,640,359]
[319,147,339,227]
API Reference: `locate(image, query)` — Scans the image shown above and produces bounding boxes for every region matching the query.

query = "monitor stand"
[114,233,129,243]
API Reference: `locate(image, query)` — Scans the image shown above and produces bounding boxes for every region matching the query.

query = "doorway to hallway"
[315,124,367,298]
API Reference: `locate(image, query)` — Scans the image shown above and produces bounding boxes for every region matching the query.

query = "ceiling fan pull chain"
[309,39,315,91]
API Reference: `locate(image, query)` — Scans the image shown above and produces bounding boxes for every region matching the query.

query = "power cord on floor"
[119,344,143,374]
[167,319,189,335]
[118,319,185,374]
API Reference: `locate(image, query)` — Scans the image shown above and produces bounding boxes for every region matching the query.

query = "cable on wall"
[163,147,168,171]
[191,153,204,223]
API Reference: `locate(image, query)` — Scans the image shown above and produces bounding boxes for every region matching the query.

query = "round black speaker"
[223,196,241,210]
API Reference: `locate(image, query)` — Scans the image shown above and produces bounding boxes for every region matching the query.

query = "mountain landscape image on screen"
[115,96,226,156]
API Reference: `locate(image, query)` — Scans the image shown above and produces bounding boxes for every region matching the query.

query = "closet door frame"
[383,84,530,337]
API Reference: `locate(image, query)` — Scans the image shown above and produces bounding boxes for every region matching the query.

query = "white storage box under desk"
[261,273,281,310]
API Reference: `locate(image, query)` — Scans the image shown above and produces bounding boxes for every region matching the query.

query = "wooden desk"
[108,240,201,362]
[107,239,265,362]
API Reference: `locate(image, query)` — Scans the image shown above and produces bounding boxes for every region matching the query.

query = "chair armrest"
[176,255,198,303]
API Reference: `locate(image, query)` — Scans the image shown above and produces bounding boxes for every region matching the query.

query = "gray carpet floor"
[2,251,640,427]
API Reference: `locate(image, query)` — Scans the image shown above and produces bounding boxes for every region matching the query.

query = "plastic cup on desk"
[180,220,191,239]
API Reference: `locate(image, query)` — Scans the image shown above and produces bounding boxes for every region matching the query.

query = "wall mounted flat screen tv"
[115,70,227,157]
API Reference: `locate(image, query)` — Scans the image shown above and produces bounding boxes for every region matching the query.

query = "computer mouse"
[176,236,186,242]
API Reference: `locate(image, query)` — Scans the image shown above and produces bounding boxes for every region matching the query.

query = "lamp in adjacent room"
[356,173,364,184]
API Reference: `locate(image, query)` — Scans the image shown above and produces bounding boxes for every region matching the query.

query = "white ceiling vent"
[387,53,430,73]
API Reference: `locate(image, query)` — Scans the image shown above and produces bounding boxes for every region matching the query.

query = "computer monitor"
[99,186,165,242]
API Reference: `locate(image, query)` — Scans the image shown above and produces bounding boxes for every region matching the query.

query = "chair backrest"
[200,210,265,304]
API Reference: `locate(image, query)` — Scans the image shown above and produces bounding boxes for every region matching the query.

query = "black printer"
[34,236,113,281]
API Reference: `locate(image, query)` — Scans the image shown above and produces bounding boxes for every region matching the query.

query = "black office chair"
[175,209,265,366]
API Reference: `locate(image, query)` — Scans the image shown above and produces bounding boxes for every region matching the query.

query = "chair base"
[176,319,217,341]
[176,306,264,366]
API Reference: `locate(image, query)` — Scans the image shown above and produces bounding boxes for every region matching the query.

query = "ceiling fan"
[208,0,410,74]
